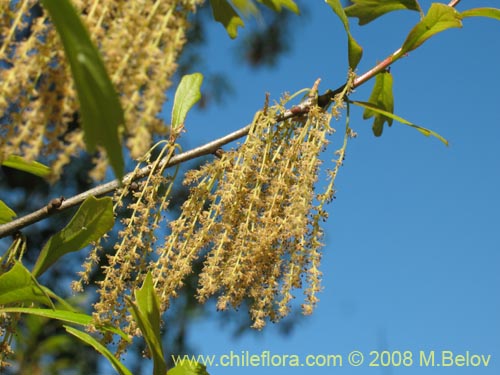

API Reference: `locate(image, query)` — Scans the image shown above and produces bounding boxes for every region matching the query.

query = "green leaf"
[32,196,114,277]
[258,0,300,14]
[209,0,245,39]
[399,3,462,56]
[0,262,52,306]
[461,8,500,21]
[40,0,125,179]
[126,272,165,375]
[345,0,421,26]
[0,200,16,224]
[64,326,133,375]
[363,71,394,136]
[325,0,363,70]
[1,155,51,177]
[352,100,449,145]
[0,306,130,341]
[231,0,259,16]
[168,360,210,375]
[171,73,204,131]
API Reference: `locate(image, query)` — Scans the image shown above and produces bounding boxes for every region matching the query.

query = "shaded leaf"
[461,8,500,21]
[258,0,300,14]
[1,155,51,177]
[0,262,52,306]
[363,71,394,136]
[399,3,462,56]
[345,0,421,26]
[326,0,363,69]
[168,360,210,375]
[0,307,130,341]
[0,200,16,224]
[41,0,125,179]
[352,100,449,145]
[65,326,133,375]
[172,73,204,131]
[126,272,165,375]
[209,0,245,39]
[32,196,114,277]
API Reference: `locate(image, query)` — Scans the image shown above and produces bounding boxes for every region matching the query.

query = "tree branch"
[0,0,462,239]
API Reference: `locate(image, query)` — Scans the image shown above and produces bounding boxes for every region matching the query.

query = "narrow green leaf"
[258,0,300,14]
[168,360,210,375]
[461,8,500,21]
[363,71,394,136]
[0,307,130,341]
[345,0,421,26]
[126,272,165,375]
[209,0,245,39]
[65,326,133,375]
[40,0,125,179]
[352,100,449,145]
[399,3,462,56]
[32,196,114,277]
[1,155,51,177]
[172,73,204,131]
[0,262,52,306]
[325,0,363,70]
[0,200,16,224]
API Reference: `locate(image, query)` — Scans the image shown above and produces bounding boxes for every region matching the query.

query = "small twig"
[0,0,463,239]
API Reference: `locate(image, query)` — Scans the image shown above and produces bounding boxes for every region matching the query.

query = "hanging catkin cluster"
[76,84,353,338]
[0,0,202,181]
[151,93,350,329]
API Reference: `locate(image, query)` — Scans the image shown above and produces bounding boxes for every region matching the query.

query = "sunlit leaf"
[41,0,125,179]
[0,200,16,224]
[231,0,259,16]
[126,272,165,375]
[65,326,133,375]
[0,306,130,341]
[326,0,363,69]
[0,262,51,306]
[345,0,421,26]
[168,360,210,375]
[209,0,245,38]
[363,71,394,136]
[352,100,449,145]
[172,73,204,131]
[32,196,114,277]
[461,8,500,21]
[258,0,300,14]
[399,3,462,56]
[1,155,51,177]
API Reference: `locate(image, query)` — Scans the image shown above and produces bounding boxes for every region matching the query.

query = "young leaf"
[1,155,51,177]
[461,8,500,21]
[0,200,16,224]
[363,70,394,136]
[172,73,204,131]
[168,360,210,375]
[325,0,363,70]
[258,0,300,14]
[0,306,130,341]
[40,0,125,179]
[209,0,245,39]
[345,0,421,26]
[126,272,165,375]
[64,326,133,375]
[0,262,52,306]
[352,100,449,145]
[32,196,114,277]
[399,3,462,56]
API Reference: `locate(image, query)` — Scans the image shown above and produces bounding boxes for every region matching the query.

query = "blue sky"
[158,1,500,374]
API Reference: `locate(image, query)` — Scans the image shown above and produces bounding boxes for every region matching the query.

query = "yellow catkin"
[0,0,202,181]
